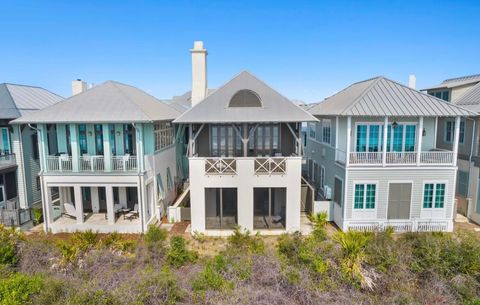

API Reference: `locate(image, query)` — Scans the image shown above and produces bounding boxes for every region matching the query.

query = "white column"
[382,117,388,166]
[102,124,112,172]
[137,180,145,231]
[346,116,352,166]
[91,187,100,213]
[416,117,424,166]
[106,185,115,225]
[70,124,80,172]
[73,186,83,224]
[119,187,127,207]
[453,116,461,166]
[44,183,53,225]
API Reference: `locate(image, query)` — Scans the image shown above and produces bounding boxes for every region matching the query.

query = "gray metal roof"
[423,74,480,90]
[0,83,63,119]
[13,81,181,124]
[308,76,475,117]
[456,82,480,113]
[173,71,317,123]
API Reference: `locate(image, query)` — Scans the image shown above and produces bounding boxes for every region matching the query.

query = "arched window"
[229,89,262,107]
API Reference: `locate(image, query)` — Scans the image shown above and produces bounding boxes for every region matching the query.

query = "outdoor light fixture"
[392,120,398,129]
[88,131,92,136]
[117,131,121,136]
[423,128,426,136]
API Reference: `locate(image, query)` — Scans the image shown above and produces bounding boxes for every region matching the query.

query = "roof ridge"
[443,74,480,83]
[339,76,383,115]
[109,82,154,122]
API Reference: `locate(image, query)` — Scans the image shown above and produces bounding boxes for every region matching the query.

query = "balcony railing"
[46,155,137,173]
[0,154,16,168]
[348,151,454,166]
[205,158,237,175]
[254,157,287,175]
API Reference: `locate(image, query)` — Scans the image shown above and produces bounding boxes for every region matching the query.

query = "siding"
[21,126,41,205]
[345,167,456,221]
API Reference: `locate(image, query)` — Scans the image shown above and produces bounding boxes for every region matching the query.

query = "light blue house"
[12,80,182,233]
[304,77,475,232]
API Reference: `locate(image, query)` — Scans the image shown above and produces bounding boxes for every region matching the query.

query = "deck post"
[416,117,423,166]
[346,116,351,166]
[74,186,84,224]
[453,116,461,166]
[106,185,115,225]
[382,117,388,166]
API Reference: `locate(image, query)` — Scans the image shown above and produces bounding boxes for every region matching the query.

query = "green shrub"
[71,230,99,251]
[165,236,198,267]
[136,267,183,305]
[0,272,44,305]
[365,230,398,272]
[143,225,167,250]
[32,208,43,225]
[56,241,79,268]
[192,255,233,292]
[66,290,120,305]
[308,212,328,241]
[0,225,23,266]
[334,230,371,287]
[100,232,136,253]
[227,226,264,254]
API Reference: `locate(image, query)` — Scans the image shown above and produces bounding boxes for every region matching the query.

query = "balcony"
[344,150,454,166]
[254,157,287,175]
[46,155,137,173]
[199,156,292,176]
[0,154,16,170]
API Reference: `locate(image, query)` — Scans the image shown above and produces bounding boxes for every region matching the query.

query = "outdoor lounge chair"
[124,204,139,221]
[63,203,86,219]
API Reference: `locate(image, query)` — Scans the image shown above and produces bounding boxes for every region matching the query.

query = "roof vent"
[229,89,262,107]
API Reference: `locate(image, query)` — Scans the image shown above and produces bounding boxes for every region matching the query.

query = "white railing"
[254,157,287,175]
[346,219,449,233]
[335,149,347,164]
[111,155,137,172]
[79,155,105,172]
[47,155,73,172]
[205,158,237,175]
[0,154,15,168]
[348,151,455,166]
[420,151,454,165]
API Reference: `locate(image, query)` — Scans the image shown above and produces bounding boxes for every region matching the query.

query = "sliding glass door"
[356,123,416,152]
[205,188,238,229]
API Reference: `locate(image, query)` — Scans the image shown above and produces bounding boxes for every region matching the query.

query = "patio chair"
[124,204,139,221]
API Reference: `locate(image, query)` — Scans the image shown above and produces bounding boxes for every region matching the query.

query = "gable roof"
[173,71,317,123]
[308,76,475,117]
[423,74,480,90]
[0,83,63,119]
[12,81,181,124]
[456,82,480,113]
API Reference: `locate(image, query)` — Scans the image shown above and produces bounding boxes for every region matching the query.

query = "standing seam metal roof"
[456,82,480,113]
[308,77,475,117]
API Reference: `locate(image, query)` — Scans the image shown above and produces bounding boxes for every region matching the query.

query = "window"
[31,133,39,160]
[334,177,343,207]
[154,121,175,151]
[78,124,88,154]
[253,188,286,229]
[356,124,383,152]
[229,90,262,107]
[166,167,173,191]
[354,183,376,209]
[386,123,416,152]
[109,124,116,155]
[94,124,104,155]
[123,124,135,155]
[36,176,41,191]
[156,174,165,200]
[308,122,316,139]
[404,125,416,152]
[320,166,325,191]
[205,188,238,229]
[429,90,450,102]
[423,183,446,208]
[322,120,331,144]
[457,171,469,197]
[211,125,242,157]
[445,120,465,144]
[247,124,280,157]
[0,128,10,155]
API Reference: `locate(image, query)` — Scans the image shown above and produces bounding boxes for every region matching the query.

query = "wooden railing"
[254,157,287,175]
[348,151,454,166]
[205,158,237,175]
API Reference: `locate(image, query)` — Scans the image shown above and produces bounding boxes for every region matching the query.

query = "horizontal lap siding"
[345,168,456,220]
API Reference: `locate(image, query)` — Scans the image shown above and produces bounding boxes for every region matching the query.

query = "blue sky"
[1,0,479,103]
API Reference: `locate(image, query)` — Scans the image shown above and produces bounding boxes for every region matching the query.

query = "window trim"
[322,119,332,145]
[421,181,448,210]
[353,181,378,211]
[445,120,465,144]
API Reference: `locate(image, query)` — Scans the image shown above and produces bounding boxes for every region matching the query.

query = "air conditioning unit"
[324,185,332,200]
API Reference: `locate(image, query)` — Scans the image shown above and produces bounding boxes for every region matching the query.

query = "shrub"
[0,225,23,266]
[136,267,183,305]
[99,232,136,253]
[143,225,167,250]
[55,241,79,269]
[66,289,121,305]
[192,254,234,292]
[71,230,99,251]
[308,212,328,241]
[0,272,44,305]
[227,226,264,254]
[32,208,43,225]
[165,236,198,267]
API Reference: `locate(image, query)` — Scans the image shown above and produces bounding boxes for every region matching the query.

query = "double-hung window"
[445,120,465,144]
[354,183,376,209]
[423,183,446,208]
[322,120,331,145]
[78,124,88,154]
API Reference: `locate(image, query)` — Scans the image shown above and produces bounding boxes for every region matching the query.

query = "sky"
[0,0,479,103]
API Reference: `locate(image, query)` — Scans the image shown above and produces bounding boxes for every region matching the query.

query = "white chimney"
[71,79,88,96]
[408,74,416,89]
[190,41,208,106]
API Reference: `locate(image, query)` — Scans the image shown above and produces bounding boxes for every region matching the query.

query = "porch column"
[91,187,100,213]
[382,117,388,166]
[243,123,248,157]
[58,187,66,214]
[137,181,145,232]
[346,116,352,166]
[73,186,84,224]
[102,124,112,172]
[43,183,54,225]
[70,124,80,172]
[188,124,193,157]
[106,185,115,225]
[135,124,145,172]
[416,117,424,166]
[453,116,461,166]
[119,187,127,207]
[38,124,49,171]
